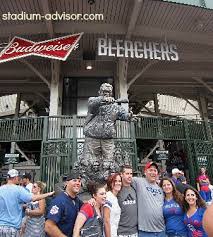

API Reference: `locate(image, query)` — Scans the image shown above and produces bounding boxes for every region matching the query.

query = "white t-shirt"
[26,183,33,193]
[104,191,121,237]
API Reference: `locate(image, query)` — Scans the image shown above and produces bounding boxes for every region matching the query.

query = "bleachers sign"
[4,153,19,164]
[98,38,179,61]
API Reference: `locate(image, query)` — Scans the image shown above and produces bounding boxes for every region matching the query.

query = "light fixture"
[83,51,95,70]
[86,61,92,70]
[88,0,95,5]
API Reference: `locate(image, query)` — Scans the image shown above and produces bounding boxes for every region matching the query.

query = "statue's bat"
[115,98,129,104]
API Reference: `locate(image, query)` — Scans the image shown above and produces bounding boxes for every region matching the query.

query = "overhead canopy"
[0,0,213,117]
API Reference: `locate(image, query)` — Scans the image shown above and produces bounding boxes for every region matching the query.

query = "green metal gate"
[40,139,73,191]
[186,140,213,186]
[40,138,137,191]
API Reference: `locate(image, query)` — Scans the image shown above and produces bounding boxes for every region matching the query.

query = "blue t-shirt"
[0,184,32,229]
[46,192,83,237]
[163,198,187,235]
[184,207,207,237]
[171,177,180,185]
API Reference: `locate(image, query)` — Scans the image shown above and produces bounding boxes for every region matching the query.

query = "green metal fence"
[135,117,208,140]
[0,117,44,142]
[186,140,213,186]
[0,116,211,142]
[1,115,212,190]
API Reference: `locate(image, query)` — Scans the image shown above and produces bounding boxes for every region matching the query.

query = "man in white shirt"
[22,173,33,192]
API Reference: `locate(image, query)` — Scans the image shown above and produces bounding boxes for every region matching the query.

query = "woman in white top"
[104,173,122,237]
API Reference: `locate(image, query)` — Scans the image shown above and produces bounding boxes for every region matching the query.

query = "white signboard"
[98,38,179,61]
[5,154,19,158]
[4,153,19,164]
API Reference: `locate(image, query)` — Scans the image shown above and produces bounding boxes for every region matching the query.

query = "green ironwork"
[188,120,207,140]
[160,118,185,140]
[0,117,43,142]
[135,117,208,141]
[39,118,137,191]
[194,140,213,176]
[183,120,196,187]
[0,116,212,142]
[40,139,73,191]
[1,115,213,190]
[185,140,213,187]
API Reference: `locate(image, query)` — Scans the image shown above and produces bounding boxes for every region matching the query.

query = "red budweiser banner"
[0,33,83,63]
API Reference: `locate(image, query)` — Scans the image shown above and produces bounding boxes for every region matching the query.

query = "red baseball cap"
[144,161,158,171]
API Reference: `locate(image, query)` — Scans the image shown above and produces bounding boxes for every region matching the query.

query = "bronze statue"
[74,83,132,182]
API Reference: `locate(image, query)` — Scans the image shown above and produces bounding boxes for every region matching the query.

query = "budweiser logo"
[0,33,83,63]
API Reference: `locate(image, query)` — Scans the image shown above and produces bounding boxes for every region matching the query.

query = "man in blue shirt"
[45,171,83,237]
[171,168,181,185]
[0,169,54,236]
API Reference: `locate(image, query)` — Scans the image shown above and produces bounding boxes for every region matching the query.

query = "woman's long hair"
[199,167,207,176]
[35,181,46,194]
[159,177,184,208]
[106,173,122,192]
[183,187,206,212]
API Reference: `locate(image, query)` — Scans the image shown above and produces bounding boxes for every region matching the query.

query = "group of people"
[0,163,212,237]
[45,163,212,237]
[0,169,54,237]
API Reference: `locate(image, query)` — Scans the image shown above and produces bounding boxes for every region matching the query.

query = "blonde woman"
[23,181,46,237]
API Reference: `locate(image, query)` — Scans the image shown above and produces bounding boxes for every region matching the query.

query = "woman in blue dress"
[160,177,187,237]
[183,187,207,237]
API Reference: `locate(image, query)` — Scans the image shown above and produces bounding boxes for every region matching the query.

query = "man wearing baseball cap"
[45,170,83,237]
[132,161,166,237]
[0,169,54,236]
[171,168,182,185]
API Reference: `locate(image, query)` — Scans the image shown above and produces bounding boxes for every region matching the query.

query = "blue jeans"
[167,234,187,237]
[139,230,166,237]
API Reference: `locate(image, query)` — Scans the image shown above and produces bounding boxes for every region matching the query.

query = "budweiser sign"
[0,33,83,63]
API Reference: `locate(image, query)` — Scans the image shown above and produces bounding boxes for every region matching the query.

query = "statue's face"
[101,89,112,97]
[99,83,113,97]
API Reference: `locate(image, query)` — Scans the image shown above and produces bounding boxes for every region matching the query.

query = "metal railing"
[0,117,44,141]
[0,115,211,142]
[135,117,208,140]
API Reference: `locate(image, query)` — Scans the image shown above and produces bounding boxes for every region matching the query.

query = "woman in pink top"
[196,167,212,202]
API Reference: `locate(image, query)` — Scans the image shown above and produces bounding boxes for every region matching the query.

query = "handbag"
[80,207,103,237]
